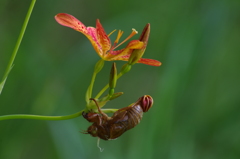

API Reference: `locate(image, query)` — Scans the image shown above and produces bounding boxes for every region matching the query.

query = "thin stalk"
[95,72,123,99]
[0,109,117,121]
[0,110,84,121]
[0,0,36,94]
[86,71,97,103]
[85,59,104,104]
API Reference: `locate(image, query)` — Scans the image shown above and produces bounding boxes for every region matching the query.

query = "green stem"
[0,0,36,94]
[85,59,104,104]
[0,109,117,121]
[95,63,132,99]
[86,71,97,103]
[95,72,124,99]
[0,110,84,121]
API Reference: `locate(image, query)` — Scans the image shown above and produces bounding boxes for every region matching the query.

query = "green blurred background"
[1,0,240,158]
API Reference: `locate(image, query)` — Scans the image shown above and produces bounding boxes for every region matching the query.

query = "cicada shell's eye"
[140,95,153,112]
[88,125,98,137]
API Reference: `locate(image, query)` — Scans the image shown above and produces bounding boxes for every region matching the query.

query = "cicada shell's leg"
[82,111,103,125]
[82,112,98,122]
[90,98,110,121]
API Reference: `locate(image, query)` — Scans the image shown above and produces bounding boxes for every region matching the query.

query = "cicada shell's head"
[140,95,153,112]
[87,125,98,137]
[86,124,110,140]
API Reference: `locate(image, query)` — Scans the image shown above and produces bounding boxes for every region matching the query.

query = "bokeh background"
[1,0,240,158]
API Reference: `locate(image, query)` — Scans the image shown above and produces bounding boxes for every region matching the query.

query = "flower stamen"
[113,29,138,50]
[114,30,124,44]
[108,29,116,37]
[109,30,124,52]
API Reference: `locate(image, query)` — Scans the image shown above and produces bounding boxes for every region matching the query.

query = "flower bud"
[128,23,150,65]
[109,62,117,89]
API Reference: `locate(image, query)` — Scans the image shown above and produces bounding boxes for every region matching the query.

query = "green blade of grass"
[0,0,36,95]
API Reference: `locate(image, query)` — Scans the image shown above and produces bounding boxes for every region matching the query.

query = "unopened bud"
[128,23,150,65]
[109,62,117,89]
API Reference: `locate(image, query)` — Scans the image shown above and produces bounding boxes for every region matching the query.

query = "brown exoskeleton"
[82,95,153,140]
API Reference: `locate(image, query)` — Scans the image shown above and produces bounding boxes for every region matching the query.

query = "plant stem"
[86,71,97,103]
[0,0,36,94]
[0,110,84,121]
[95,72,123,99]
[0,109,117,121]
[95,63,132,99]
[85,59,104,104]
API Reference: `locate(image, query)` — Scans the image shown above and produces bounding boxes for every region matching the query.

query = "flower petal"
[86,27,102,56]
[55,13,88,35]
[107,53,160,66]
[105,40,144,60]
[55,13,103,56]
[110,54,131,61]
[137,58,162,66]
[109,55,161,67]
[125,40,144,50]
[96,19,111,56]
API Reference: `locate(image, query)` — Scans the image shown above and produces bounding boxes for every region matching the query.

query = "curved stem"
[0,0,36,94]
[0,110,84,121]
[85,59,104,104]
[0,109,117,121]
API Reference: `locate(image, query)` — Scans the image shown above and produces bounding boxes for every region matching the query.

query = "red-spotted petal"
[110,54,131,61]
[55,13,103,56]
[109,54,161,67]
[137,58,162,66]
[55,13,88,35]
[86,27,102,55]
[96,19,111,55]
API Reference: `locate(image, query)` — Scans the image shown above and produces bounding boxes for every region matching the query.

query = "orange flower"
[55,13,161,66]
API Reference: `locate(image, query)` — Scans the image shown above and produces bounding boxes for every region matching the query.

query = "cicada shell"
[82,95,153,140]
